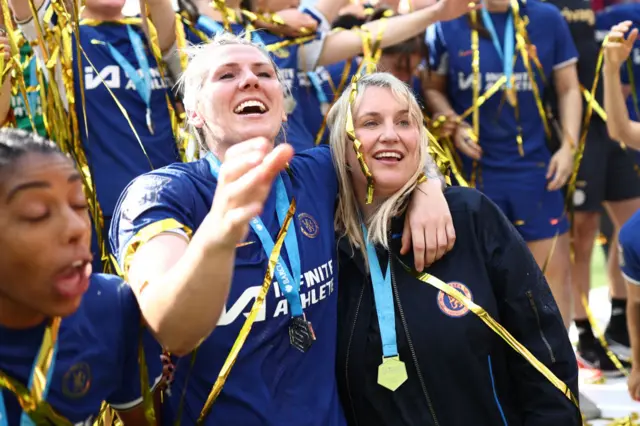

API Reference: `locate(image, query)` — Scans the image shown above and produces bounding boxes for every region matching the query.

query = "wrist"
[418,175,445,193]
[603,61,622,76]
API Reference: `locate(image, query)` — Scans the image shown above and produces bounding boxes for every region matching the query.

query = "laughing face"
[347,86,421,198]
[189,44,285,150]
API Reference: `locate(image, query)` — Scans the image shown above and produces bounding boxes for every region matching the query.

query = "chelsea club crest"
[62,362,92,399]
[437,282,473,318]
[298,213,319,239]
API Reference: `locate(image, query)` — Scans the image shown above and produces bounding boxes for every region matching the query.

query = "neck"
[81,7,125,21]
[0,294,46,329]
[486,2,510,12]
[355,184,386,222]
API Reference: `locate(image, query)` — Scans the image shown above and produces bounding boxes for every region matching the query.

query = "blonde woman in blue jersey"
[108,27,472,424]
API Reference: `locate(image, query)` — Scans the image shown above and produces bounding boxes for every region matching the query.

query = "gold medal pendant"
[377,356,408,391]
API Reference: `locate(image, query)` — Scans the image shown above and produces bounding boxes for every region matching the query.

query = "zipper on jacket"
[525,290,556,363]
[390,252,441,426]
[345,282,366,426]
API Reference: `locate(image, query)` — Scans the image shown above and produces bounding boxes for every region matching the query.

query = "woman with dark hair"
[0,128,161,425]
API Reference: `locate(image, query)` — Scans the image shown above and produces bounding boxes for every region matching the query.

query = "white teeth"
[234,100,267,114]
[374,152,402,160]
[71,260,84,268]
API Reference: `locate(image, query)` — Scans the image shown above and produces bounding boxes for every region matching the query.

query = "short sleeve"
[109,171,197,274]
[107,284,162,410]
[425,23,449,75]
[301,5,331,33]
[550,8,579,70]
[619,212,640,285]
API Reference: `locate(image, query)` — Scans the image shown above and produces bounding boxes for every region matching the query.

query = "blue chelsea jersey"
[0,274,162,425]
[74,22,180,216]
[110,145,346,426]
[597,4,640,120]
[20,0,181,218]
[426,0,578,171]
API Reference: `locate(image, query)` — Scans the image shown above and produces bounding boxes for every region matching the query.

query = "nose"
[379,121,400,143]
[239,69,260,90]
[61,205,91,246]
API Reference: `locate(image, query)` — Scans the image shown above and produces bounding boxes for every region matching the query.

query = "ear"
[282,111,287,122]
[187,109,205,128]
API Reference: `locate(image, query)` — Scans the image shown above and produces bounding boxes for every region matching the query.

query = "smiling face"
[189,44,285,152]
[0,152,92,326]
[347,86,421,199]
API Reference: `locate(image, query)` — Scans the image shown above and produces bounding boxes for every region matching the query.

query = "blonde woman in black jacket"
[327,72,581,426]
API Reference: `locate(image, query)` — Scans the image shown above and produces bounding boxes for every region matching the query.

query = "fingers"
[628,28,639,46]
[412,224,426,272]
[546,159,557,180]
[445,222,456,252]
[400,217,411,255]
[455,134,483,160]
[434,223,448,264]
[423,227,437,268]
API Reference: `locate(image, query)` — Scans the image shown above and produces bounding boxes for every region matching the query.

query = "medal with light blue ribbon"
[481,4,516,106]
[104,25,155,134]
[362,224,408,392]
[206,153,316,352]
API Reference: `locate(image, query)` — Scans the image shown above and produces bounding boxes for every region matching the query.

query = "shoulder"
[117,160,211,215]
[444,186,490,214]
[290,145,334,177]
[526,0,566,20]
[79,274,137,316]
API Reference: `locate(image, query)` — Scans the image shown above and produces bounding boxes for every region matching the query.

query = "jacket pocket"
[488,355,509,426]
[526,290,556,363]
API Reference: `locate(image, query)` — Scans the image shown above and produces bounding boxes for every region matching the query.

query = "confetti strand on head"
[345,74,375,204]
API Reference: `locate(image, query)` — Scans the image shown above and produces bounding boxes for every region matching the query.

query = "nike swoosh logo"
[236,241,255,248]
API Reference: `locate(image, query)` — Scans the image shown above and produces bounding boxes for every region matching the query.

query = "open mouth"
[234,100,268,115]
[373,151,404,162]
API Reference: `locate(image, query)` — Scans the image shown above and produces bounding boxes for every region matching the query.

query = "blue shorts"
[477,171,569,242]
[619,211,640,286]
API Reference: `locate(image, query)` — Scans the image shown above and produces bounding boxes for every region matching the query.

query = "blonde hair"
[327,72,430,261]
[176,32,291,150]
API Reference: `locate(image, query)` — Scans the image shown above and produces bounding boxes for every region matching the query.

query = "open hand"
[206,138,294,250]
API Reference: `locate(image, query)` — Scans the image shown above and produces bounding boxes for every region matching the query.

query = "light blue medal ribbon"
[105,25,154,134]
[205,153,304,318]
[307,72,329,114]
[361,224,407,391]
[0,341,59,426]
[481,5,515,92]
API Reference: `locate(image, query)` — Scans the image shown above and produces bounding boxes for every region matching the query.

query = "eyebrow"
[218,62,272,69]
[6,172,82,203]
[358,109,410,118]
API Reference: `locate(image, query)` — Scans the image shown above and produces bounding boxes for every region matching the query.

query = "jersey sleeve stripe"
[120,218,193,280]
